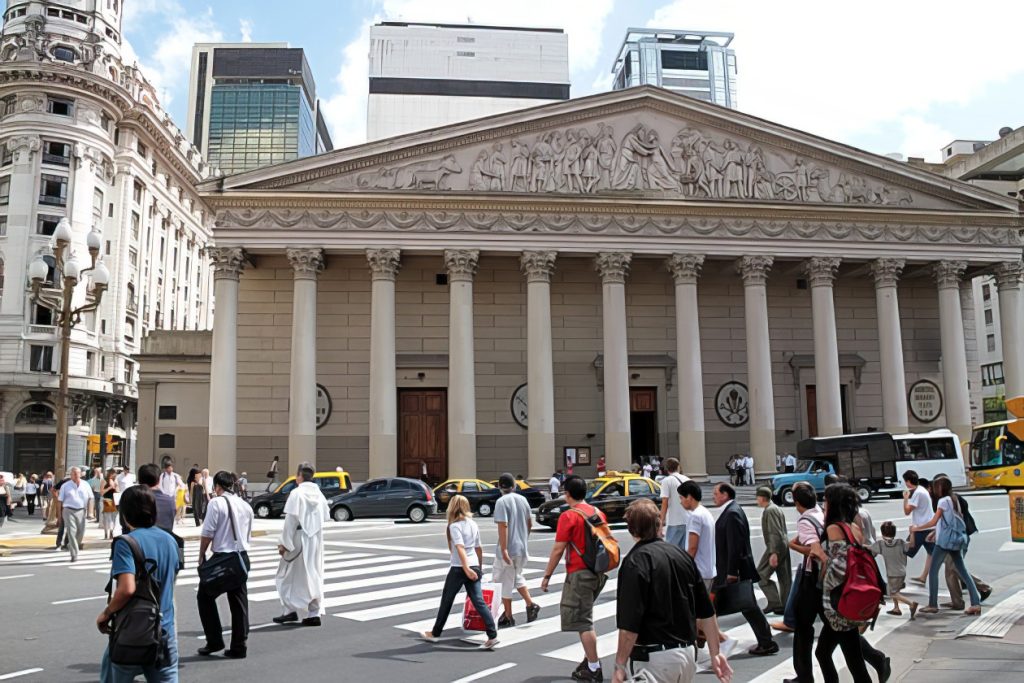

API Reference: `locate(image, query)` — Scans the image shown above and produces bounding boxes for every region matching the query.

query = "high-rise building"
[367,22,570,140]
[0,0,216,474]
[186,43,333,175]
[612,28,737,109]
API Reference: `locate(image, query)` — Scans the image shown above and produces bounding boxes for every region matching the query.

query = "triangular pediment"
[204,86,1018,213]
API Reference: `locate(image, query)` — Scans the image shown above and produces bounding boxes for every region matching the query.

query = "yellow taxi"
[535,471,660,528]
[433,479,500,516]
[250,471,352,519]
[487,478,547,508]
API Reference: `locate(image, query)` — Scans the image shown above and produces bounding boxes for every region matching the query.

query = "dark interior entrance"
[629,387,658,464]
[398,389,448,484]
[805,384,851,437]
[14,434,55,475]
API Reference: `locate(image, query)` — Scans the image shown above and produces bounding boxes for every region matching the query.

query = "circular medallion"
[715,381,749,428]
[511,383,528,428]
[907,379,942,423]
[316,384,332,429]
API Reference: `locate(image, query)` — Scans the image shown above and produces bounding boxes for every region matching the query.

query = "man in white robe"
[272,463,330,626]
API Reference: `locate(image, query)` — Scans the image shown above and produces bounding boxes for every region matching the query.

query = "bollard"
[1011,490,1024,543]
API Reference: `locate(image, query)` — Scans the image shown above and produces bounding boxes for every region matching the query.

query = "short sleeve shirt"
[936,496,956,539]
[908,487,933,527]
[659,473,691,527]
[58,480,93,509]
[494,492,531,558]
[556,502,605,575]
[685,504,716,580]
[111,527,181,636]
[549,477,560,494]
[200,494,253,552]
[448,519,482,567]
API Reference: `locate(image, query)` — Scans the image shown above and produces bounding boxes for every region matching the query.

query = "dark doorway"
[629,387,658,464]
[398,389,448,483]
[14,434,56,475]
[805,384,851,437]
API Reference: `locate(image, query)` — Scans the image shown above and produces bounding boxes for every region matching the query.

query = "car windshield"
[585,479,607,497]
[795,459,816,472]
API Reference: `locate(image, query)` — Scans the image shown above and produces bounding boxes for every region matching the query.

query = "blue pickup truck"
[770,433,900,505]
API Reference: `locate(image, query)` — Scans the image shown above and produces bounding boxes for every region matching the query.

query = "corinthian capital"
[520,251,557,283]
[667,253,705,285]
[870,258,905,288]
[737,255,774,286]
[993,261,1024,291]
[444,249,479,283]
[6,134,40,163]
[933,260,967,290]
[595,252,632,284]
[367,248,401,281]
[803,257,841,288]
[208,247,248,280]
[286,248,325,279]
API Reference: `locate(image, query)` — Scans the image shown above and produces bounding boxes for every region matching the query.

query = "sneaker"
[980,587,992,602]
[526,603,540,623]
[572,663,603,681]
[572,659,589,679]
[480,637,499,650]
[497,614,515,628]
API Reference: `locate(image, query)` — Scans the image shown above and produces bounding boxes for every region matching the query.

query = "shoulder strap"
[224,497,241,547]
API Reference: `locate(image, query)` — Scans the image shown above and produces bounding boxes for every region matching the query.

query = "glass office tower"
[187,44,332,175]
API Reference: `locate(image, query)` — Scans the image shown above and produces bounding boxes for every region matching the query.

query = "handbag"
[197,497,249,595]
[713,579,758,616]
[103,498,117,513]
[462,581,500,631]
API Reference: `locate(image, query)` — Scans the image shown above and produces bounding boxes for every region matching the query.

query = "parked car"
[328,477,437,523]
[433,479,501,516]
[535,472,660,528]
[487,478,547,508]
[250,471,352,519]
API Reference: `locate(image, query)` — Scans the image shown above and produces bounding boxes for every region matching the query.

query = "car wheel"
[332,506,352,522]
[781,487,794,506]
[408,505,427,523]
[254,503,272,519]
[856,485,872,504]
[478,501,493,517]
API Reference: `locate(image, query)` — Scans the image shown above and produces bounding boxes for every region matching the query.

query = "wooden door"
[398,389,447,483]
[806,385,819,438]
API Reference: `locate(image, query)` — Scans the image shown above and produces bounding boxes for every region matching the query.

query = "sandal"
[918,606,939,615]
[910,602,919,620]
[886,608,902,616]
[480,638,499,650]
[420,632,439,643]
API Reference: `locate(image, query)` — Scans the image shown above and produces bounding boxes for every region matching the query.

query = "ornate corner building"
[0,0,215,475]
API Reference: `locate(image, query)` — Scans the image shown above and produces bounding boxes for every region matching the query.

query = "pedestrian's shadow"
[353,635,488,663]
[65,662,102,681]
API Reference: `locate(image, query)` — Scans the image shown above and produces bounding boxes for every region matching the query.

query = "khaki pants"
[628,646,698,683]
[62,507,86,561]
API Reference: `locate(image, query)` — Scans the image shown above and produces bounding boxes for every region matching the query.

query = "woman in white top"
[422,495,498,649]
[912,477,981,615]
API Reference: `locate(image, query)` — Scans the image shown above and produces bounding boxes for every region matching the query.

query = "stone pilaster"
[596,252,633,471]
[367,248,401,478]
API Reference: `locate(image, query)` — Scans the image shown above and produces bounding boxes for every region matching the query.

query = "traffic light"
[87,434,101,454]
[1007,396,1024,441]
[108,435,123,455]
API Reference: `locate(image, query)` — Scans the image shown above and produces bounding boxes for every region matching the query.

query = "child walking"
[869,521,919,619]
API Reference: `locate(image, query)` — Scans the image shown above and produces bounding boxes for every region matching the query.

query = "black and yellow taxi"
[433,479,501,517]
[487,478,547,508]
[250,471,352,519]
[535,472,660,528]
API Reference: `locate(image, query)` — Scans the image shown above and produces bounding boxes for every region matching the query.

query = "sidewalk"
[901,619,1024,682]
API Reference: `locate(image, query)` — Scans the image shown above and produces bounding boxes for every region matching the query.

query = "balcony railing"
[39,195,67,206]
[42,153,70,166]
[28,324,57,335]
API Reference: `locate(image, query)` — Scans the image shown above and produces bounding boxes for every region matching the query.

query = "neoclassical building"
[184,86,1022,482]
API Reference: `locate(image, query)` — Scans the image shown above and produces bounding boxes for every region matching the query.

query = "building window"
[158,405,177,420]
[1,146,12,166]
[982,362,1005,387]
[137,141,148,157]
[987,334,996,352]
[94,188,104,221]
[130,212,140,240]
[132,180,143,204]
[53,46,77,62]
[39,174,68,206]
[86,351,96,376]
[0,176,9,205]
[157,433,175,449]
[984,308,994,325]
[29,345,54,372]
[128,247,138,267]
[124,317,135,342]
[37,215,61,235]
[33,305,53,325]
[1,95,16,117]
[0,215,6,236]
[982,284,991,301]
[123,360,134,383]
[47,97,74,117]
[43,141,72,166]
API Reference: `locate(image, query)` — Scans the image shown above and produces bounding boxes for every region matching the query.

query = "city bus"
[968,420,1024,489]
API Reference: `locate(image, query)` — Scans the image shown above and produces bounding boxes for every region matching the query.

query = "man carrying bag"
[196,471,253,659]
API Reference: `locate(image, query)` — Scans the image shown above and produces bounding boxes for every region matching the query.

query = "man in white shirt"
[58,467,92,562]
[902,469,935,583]
[159,463,184,499]
[115,467,136,491]
[659,457,691,550]
[548,472,561,500]
[197,471,254,659]
[744,455,756,485]
[677,480,716,588]
[202,468,213,496]
[642,461,654,479]
[273,463,330,627]
[492,472,540,627]
[784,453,797,473]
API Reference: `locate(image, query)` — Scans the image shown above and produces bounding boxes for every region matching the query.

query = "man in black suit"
[712,482,779,656]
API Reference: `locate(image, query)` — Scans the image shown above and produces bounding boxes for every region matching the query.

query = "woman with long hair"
[99,469,119,540]
[421,494,498,649]
[914,477,982,615]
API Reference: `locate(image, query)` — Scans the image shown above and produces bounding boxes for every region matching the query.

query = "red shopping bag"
[462,582,500,631]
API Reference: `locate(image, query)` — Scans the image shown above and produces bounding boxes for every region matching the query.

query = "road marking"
[323,568,542,611]
[463,600,619,648]
[324,540,550,562]
[978,526,1011,534]
[198,622,278,640]
[247,557,439,590]
[998,541,1024,552]
[251,565,453,602]
[958,589,1024,638]
[450,663,517,682]
[0,574,33,580]
[176,553,376,586]
[0,669,43,680]
[51,595,106,605]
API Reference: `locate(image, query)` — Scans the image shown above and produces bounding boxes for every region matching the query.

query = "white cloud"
[646,0,1024,160]
[239,18,254,43]
[895,115,955,161]
[320,0,615,149]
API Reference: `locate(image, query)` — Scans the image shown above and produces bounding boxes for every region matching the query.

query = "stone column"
[521,251,557,481]
[667,253,708,480]
[935,261,972,444]
[286,248,324,473]
[207,247,247,474]
[445,249,480,478]
[367,249,401,478]
[805,257,843,437]
[994,261,1024,400]
[738,256,777,477]
[871,258,909,433]
[596,252,633,471]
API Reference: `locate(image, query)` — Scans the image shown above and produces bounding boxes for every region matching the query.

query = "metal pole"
[41,274,74,534]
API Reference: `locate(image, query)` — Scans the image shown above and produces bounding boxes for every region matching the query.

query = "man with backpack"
[96,485,181,681]
[541,475,616,682]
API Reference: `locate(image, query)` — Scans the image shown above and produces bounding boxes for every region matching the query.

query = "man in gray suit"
[756,486,790,615]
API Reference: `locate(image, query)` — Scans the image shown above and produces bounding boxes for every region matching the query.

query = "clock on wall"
[511,383,528,428]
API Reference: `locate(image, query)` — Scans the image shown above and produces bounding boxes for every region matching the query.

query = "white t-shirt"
[549,477,560,495]
[116,472,135,490]
[785,454,797,467]
[642,464,653,478]
[907,486,933,527]
[659,472,691,527]
[936,496,957,539]
[686,504,717,580]
[448,519,482,567]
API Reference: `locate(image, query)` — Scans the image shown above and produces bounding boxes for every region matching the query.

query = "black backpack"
[105,535,166,666]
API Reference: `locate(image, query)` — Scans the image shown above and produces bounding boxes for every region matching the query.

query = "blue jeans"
[100,629,178,683]
[431,566,497,640]
[665,524,687,550]
[783,566,801,629]
[929,545,979,608]
[906,530,935,558]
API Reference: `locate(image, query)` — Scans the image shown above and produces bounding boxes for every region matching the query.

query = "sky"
[121,0,1024,162]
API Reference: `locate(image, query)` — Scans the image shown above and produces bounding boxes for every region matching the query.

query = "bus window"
[1005,435,1024,467]
[899,440,929,461]
[970,426,1001,467]
[926,439,956,460]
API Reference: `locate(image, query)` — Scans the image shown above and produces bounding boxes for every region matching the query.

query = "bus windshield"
[970,424,1024,468]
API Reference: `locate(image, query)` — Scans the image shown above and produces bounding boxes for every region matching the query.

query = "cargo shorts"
[560,569,607,633]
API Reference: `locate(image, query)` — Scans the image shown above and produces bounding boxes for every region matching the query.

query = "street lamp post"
[29,218,109,533]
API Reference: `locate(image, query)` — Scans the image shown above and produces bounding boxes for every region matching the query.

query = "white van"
[889,429,968,490]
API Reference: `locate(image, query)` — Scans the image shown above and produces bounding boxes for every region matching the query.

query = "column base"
[678,429,708,481]
[369,433,398,479]
[750,427,777,477]
[288,433,317,473]
[605,431,632,472]
[527,430,556,481]
[449,432,477,479]
[207,434,237,474]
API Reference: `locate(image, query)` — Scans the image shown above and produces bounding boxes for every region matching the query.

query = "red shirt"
[555,502,606,574]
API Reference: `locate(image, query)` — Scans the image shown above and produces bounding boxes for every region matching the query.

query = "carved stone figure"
[469,150,496,191]
[488,143,507,191]
[595,124,617,190]
[509,139,531,192]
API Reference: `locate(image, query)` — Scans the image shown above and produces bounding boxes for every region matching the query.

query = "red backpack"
[829,523,885,624]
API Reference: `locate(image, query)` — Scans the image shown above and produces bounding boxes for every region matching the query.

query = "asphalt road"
[0,492,1020,683]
